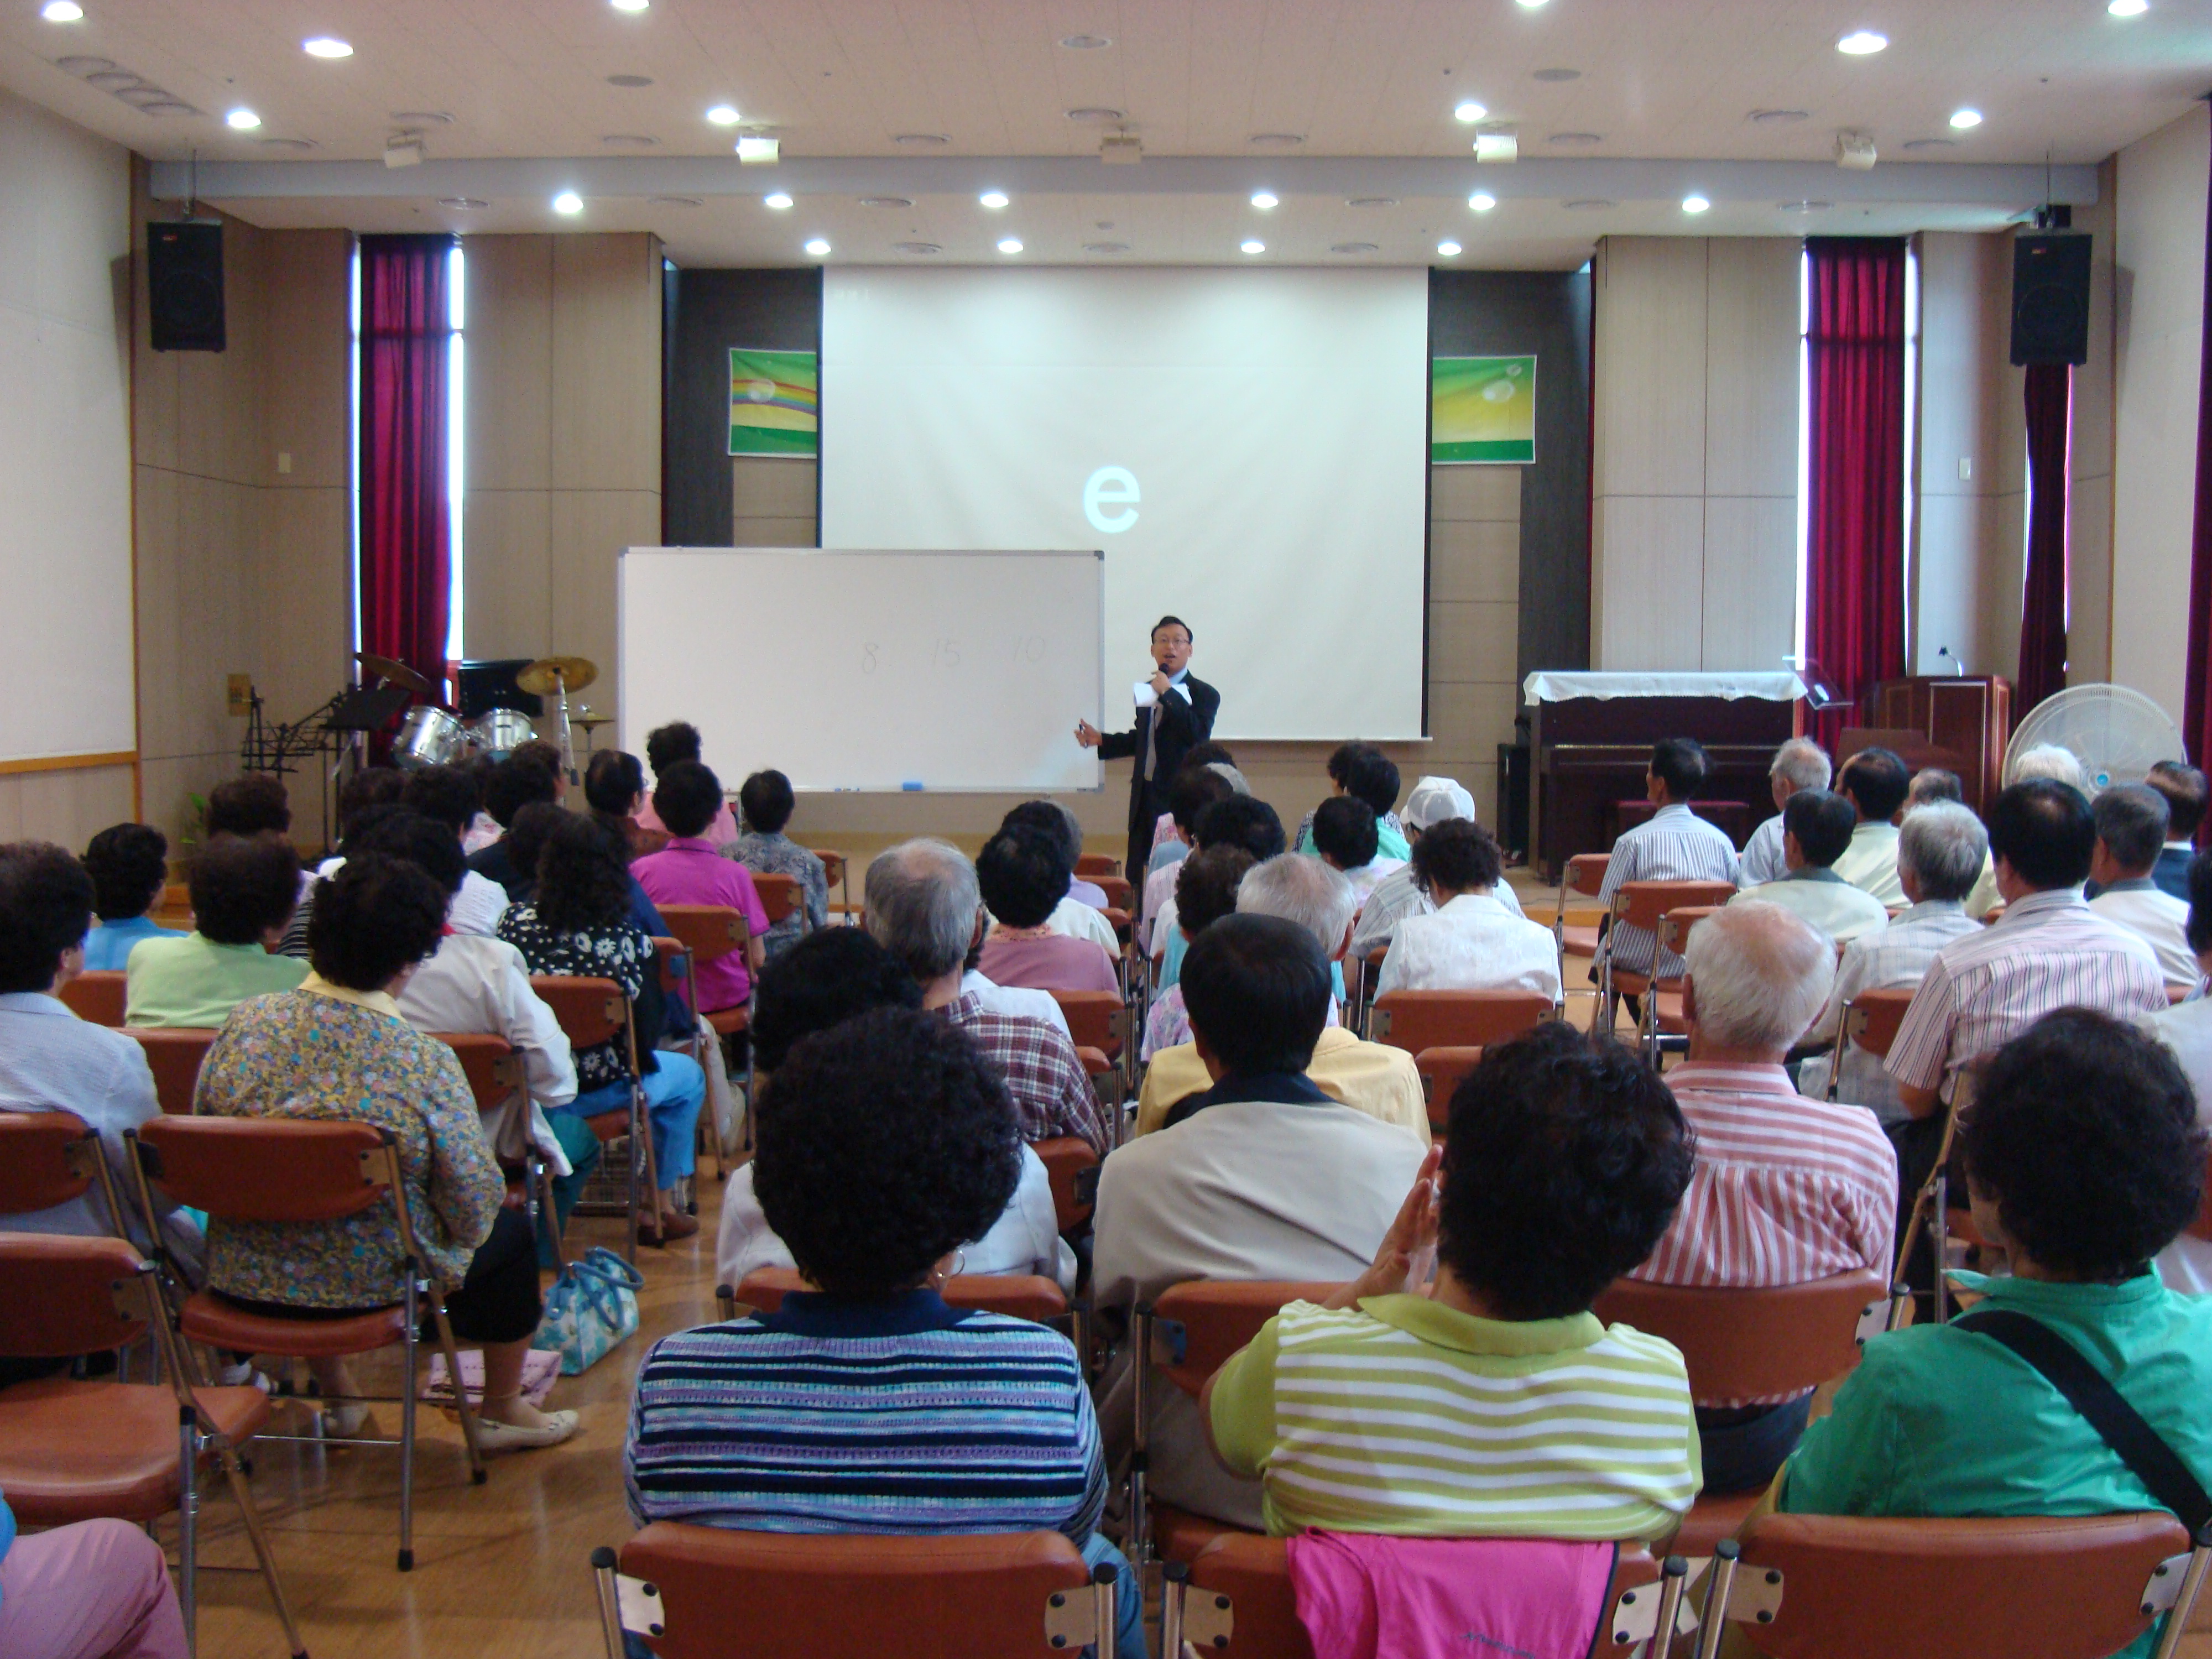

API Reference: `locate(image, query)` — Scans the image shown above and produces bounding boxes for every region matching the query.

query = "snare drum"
[393,706,471,771]
[471,708,538,758]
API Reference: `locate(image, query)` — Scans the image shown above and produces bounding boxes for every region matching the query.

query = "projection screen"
[818,266,1430,740]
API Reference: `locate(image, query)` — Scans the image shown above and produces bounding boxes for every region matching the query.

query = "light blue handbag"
[531,1246,643,1375]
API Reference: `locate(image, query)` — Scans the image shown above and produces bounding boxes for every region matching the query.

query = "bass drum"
[471,708,538,759]
[393,707,472,771]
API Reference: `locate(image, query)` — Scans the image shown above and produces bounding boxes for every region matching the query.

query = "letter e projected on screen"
[1083,465,1140,534]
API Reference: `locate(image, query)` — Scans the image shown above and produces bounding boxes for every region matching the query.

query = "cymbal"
[517,656,597,696]
[357,652,432,696]
[572,713,614,729]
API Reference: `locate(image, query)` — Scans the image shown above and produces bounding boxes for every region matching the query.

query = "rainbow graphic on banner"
[1431,354,1537,464]
[728,348,818,457]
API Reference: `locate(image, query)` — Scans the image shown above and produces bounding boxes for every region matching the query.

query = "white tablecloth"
[1522,670,1808,704]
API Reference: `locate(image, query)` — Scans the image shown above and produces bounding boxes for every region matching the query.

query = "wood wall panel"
[1428,520,1521,602]
[551,234,662,493]
[462,491,555,661]
[0,764,136,848]
[263,231,352,491]
[1593,495,1707,671]
[1594,239,1709,498]
[1704,239,1803,499]
[731,457,818,519]
[465,237,554,494]
[1701,495,1798,670]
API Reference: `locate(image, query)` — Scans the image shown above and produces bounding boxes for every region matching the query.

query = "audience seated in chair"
[398,765,512,937]
[1152,796,1287,995]
[193,853,578,1452]
[632,759,769,1013]
[726,768,829,959]
[2143,849,2212,1297]
[865,839,1110,1156]
[1145,740,1241,872]
[1740,738,1833,890]
[1376,818,1560,998]
[715,928,1075,1295]
[1728,789,1890,945]
[0,1494,188,1659]
[278,768,408,957]
[1140,844,1258,1062]
[499,814,706,1246]
[2087,784,2198,993]
[2143,761,2208,903]
[1349,775,1527,961]
[626,1006,1147,1659]
[1095,912,1430,1529]
[465,755,562,900]
[993,801,1120,951]
[1629,902,1896,1493]
[1799,802,1988,1116]
[78,822,183,971]
[1141,763,1235,951]
[1910,767,2005,921]
[0,842,200,1272]
[1777,1009,2212,1659]
[1139,855,1430,1144]
[977,823,1120,995]
[1830,745,1912,909]
[1310,797,1404,909]
[1202,1020,1699,1540]
[583,749,653,860]
[634,721,738,848]
[124,834,307,1029]
[1295,742,1410,863]
[1595,738,1742,990]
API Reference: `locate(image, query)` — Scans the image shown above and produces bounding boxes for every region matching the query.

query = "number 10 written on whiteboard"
[858,637,1049,674]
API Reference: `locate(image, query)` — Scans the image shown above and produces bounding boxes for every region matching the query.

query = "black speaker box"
[2010,232,2092,367]
[148,220,226,352]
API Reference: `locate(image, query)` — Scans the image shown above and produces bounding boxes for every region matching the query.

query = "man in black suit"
[1076,615,1220,879]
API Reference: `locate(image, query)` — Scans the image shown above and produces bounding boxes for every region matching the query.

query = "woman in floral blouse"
[498,813,705,1245]
[193,854,578,1453]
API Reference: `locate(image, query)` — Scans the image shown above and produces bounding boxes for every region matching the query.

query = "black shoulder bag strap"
[1954,1307,2212,1540]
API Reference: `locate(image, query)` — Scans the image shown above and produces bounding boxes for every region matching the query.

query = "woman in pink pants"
[0,1498,186,1659]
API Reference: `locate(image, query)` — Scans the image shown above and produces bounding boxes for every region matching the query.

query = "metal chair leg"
[178,1405,199,1656]
[425,1290,487,1485]
[1130,1305,1153,1566]
[537,1162,567,1271]
[592,1546,627,1658]
[399,1278,417,1571]
[1693,1539,1740,1659]
[1649,1555,1690,1659]
[1931,1171,1951,1324]
[217,1444,310,1658]
[2152,1532,2212,1659]
[1092,1560,1118,1659]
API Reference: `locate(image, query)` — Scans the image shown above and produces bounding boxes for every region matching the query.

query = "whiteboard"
[618,548,1105,794]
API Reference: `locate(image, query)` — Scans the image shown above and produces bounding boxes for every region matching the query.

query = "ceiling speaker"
[2011,233,2092,367]
[147,221,225,353]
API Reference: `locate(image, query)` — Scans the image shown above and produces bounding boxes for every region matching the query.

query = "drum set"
[384,654,598,778]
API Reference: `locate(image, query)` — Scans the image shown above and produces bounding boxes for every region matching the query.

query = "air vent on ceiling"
[649,195,703,207]
[860,196,914,208]
[1060,34,1111,49]
[1533,67,1582,82]
[56,56,201,118]
[1067,107,1125,122]
[439,197,489,209]
[258,137,317,151]
[1346,197,1400,208]
[894,242,943,254]
[893,133,950,146]
[1779,200,1833,213]
[1750,108,1810,124]
[601,133,658,147]
[1331,242,1380,254]
[1900,137,1957,152]
[1549,132,1604,146]
[390,110,454,124]
[605,74,653,88]
[1083,241,1131,254]
[1563,199,1616,210]
[1248,133,1305,147]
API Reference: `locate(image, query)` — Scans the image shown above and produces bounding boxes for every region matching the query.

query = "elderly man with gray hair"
[1798,802,1991,1117]
[2088,784,2198,990]
[1347,775,1526,960]
[1134,853,1430,1145]
[864,838,1109,1155]
[1631,901,1897,1494]
[1740,738,1834,888]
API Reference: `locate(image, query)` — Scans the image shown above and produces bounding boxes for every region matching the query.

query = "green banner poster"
[728,348,818,457]
[1431,354,1537,464]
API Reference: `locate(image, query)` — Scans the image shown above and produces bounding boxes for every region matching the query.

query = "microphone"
[1936,646,1965,677]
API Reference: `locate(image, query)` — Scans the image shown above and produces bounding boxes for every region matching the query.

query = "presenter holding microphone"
[1075,615,1220,879]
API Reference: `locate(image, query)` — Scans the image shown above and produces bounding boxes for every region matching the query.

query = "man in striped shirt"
[1202,1021,1699,1541]
[1630,903,1896,1492]
[1595,738,1741,985]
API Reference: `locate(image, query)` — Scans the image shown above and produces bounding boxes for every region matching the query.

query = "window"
[447,243,465,663]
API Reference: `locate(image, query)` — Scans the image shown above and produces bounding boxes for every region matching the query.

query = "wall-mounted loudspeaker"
[148,220,226,352]
[2010,232,2091,367]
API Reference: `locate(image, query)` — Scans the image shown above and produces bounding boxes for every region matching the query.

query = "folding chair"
[1130,1280,1340,1567]
[1369,988,1554,1054]
[1554,852,1611,996]
[1076,852,1121,880]
[592,1525,1118,1659]
[659,902,758,1152]
[1348,945,1389,1037]
[731,1267,1069,1324]
[1643,904,1729,1058]
[1053,988,1134,1099]
[431,1032,564,1269]
[1601,880,1739,1035]
[531,975,655,1266]
[58,968,127,1025]
[0,1234,308,1657]
[0,1111,163,1326]
[1164,1535,1666,1659]
[1823,985,1918,1102]
[808,848,851,924]
[1032,1135,1101,1236]
[1073,1043,1127,1148]
[1590,1270,1888,1554]
[126,1026,218,1115]
[1094,873,1136,912]
[1709,1511,2212,1659]
[126,1117,489,1573]
[1414,1045,1487,1135]
[752,872,806,935]
[1895,1066,1981,1327]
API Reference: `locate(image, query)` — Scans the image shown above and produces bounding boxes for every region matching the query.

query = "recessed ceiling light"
[736,135,779,163]
[611,0,648,11]
[40,1,83,20]
[1059,34,1111,48]
[1949,107,1984,129]
[302,36,351,57]
[1682,194,1711,213]
[998,237,1024,254]
[1241,238,1265,254]
[1437,239,1462,257]
[804,238,831,257]
[1066,107,1124,123]
[895,242,942,255]
[1248,132,1305,147]
[1516,0,1550,8]
[1469,191,1498,211]
[1750,108,1809,124]
[439,197,488,209]
[1548,131,1603,145]
[1250,190,1277,209]
[2110,0,2148,14]
[706,105,742,125]
[979,189,1009,208]
[1083,241,1130,254]
[893,133,950,145]
[604,74,653,87]
[226,107,261,130]
[763,191,793,210]
[552,191,583,214]
[1454,100,1488,123]
[1836,29,1888,54]
[1330,242,1379,254]
[1533,67,1581,82]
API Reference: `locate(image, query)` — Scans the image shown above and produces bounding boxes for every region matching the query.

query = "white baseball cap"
[1402,775,1476,831]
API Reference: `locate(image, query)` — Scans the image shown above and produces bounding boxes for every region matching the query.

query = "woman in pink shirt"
[976,824,1120,994]
[633,760,768,1013]
[634,722,739,849]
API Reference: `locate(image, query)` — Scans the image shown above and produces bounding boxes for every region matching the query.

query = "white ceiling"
[4,0,2205,266]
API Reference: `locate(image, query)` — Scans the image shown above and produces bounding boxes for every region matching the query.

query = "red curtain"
[2017,363,2073,716]
[358,234,455,703]
[1804,238,1909,746]
[2185,117,2212,766]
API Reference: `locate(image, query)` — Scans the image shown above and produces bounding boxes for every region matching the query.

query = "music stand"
[327,686,413,732]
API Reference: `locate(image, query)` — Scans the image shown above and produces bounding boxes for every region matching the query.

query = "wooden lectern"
[1851,677,2011,815]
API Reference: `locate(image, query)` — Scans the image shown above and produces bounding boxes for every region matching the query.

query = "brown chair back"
[1149,1280,1343,1398]
[2190,1149,2212,1243]
[1591,1270,1887,1403]
[616,1522,1095,1659]
[126,1026,217,1115]
[1032,1136,1100,1235]
[1414,1045,1486,1129]
[1615,881,1740,936]
[0,1112,102,1217]
[1074,853,1120,879]
[1656,905,1726,957]
[1563,853,1611,900]
[808,848,848,887]
[529,975,627,1051]
[58,971,127,1026]
[651,937,695,1011]
[735,1267,1069,1324]
[1094,875,1135,911]
[0,1234,153,1359]
[1369,989,1552,1055]
[134,1117,393,1224]
[430,1034,525,1113]
[1843,986,1919,1060]
[658,904,750,967]
[1734,1510,2193,1659]
[1050,990,1128,1059]
[751,873,804,927]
